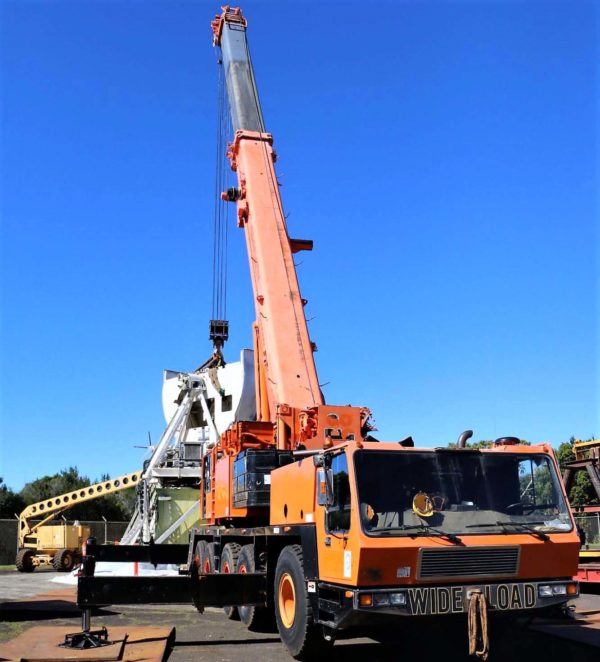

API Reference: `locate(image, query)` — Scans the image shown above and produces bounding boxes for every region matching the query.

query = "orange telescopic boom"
[214,7,322,423]
[210,6,368,452]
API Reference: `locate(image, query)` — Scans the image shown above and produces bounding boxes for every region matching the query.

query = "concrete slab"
[0,571,63,601]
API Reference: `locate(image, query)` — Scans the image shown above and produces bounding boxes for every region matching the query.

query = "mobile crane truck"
[74,7,580,659]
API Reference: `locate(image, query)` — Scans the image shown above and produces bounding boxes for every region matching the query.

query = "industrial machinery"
[119,356,256,545]
[74,7,581,659]
[563,439,600,583]
[563,439,600,494]
[16,472,140,572]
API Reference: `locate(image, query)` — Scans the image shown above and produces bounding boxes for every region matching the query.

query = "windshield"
[354,451,572,537]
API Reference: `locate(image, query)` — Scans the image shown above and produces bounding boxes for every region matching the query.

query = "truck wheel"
[53,549,75,572]
[237,544,270,631]
[199,541,216,575]
[221,543,241,620]
[16,548,35,573]
[191,540,208,613]
[274,544,332,659]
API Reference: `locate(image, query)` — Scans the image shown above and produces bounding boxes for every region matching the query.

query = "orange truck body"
[269,441,580,587]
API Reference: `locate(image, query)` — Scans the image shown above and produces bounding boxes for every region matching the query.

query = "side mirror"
[316,468,334,507]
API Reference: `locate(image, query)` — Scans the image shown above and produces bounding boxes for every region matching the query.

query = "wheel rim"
[278,572,296,629]
[62,554,71,568]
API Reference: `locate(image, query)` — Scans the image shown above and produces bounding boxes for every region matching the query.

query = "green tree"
[556,437,598,507]
[20,466,86,505]
[0,477,26,518]
[448,439,530,449]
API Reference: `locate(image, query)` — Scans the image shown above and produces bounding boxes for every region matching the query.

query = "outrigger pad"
[59,627,115,649]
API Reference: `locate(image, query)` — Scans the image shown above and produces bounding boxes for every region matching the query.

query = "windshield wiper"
[465,520,550,541]
[379,524,463,545]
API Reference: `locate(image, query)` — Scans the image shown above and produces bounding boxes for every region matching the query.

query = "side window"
[327,452,351,532]
[516,457,557,514]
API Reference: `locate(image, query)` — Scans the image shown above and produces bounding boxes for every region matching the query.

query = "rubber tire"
[200,541,216,574]
[274,544,332,660]
[53,549,75,572]
[16,548,35,573]
[191,540,212,613]
[237,544,271,631]
[220,543,241,620]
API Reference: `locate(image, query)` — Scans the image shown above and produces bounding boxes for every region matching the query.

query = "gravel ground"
[1,569,599,661]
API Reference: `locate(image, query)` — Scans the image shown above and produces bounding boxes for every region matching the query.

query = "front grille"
[418,546,519,580]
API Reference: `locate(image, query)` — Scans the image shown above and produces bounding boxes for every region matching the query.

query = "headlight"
[538,585,553,597]
[373,594,390,607]
[552,585,567,595]
[370,592,406,607]
[390,592,407,606]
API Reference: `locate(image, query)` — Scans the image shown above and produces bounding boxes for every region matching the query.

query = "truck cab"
[270,440,579,628]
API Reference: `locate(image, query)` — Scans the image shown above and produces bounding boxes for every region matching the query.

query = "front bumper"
[316,579,578,629]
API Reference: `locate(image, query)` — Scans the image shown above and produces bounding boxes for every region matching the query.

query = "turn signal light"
[567,583,578,596]
[359,593,373,607]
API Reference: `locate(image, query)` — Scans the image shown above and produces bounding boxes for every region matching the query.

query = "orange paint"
[230,131,323,421]
[310,441,581,587]
[270,459,316,526]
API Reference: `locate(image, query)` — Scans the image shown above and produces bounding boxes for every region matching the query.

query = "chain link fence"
[575,513,600,548]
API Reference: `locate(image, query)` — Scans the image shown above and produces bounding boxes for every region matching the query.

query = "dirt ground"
[1,569,599,661]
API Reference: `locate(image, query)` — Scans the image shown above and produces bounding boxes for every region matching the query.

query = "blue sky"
[1,1,597,491]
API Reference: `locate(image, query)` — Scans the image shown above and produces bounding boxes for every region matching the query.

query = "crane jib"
[219,21,265,133]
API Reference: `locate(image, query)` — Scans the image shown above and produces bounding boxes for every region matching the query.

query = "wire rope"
[211,52,231,324]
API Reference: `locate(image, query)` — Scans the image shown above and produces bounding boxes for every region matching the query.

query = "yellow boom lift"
[16,471,140,572]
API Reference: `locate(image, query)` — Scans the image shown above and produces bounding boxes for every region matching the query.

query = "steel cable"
[212,54,231,323]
